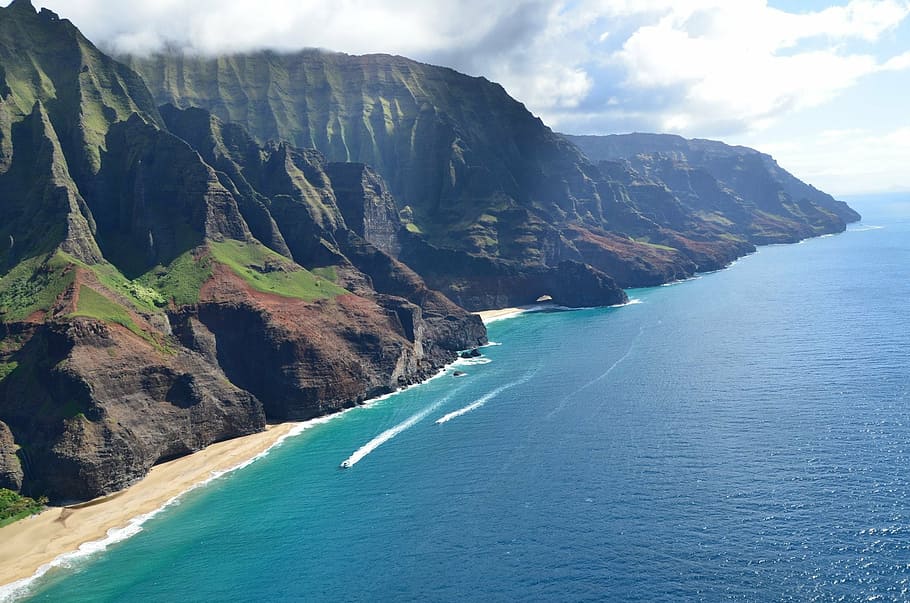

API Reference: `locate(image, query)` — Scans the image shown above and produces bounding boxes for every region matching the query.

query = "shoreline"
[0,422,303,597]
[0,228,855,599]
[474,305,540,324]
[0,359,459,599]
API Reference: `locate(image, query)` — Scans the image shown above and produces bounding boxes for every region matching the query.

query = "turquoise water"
[13,196,910,602]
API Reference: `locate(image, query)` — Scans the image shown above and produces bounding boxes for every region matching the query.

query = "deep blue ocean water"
[11,195,910,602]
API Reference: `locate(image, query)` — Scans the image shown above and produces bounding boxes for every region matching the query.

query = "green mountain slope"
[0,2,485,502]
[565,133,861,240]
[126,49,857,292]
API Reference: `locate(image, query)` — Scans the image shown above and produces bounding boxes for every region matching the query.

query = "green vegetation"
[134,250,213,306]
[0,361,19,382]
[80,260,161,313]
[633,238,678,252]
[209,240,348,300]
[59,249,212,312]
[311,265,339,283]
[0,489,47,529]
[0,253,74,321]
[71,286,153,344]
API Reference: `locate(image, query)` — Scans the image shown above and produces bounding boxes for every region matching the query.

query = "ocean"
[11,195,910,602]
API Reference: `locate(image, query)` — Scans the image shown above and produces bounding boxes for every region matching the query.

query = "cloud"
[755,125,910,194]
[27,0,910,140]
[589,0,910,135]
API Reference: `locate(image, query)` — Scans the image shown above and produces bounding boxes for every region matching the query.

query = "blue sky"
[26,0,910,196]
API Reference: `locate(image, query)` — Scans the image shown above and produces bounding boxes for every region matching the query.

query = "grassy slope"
[0,488,46,529]
[209,240,347,300]
[0,253,74,321]
[71,286,146,338]
[1,240,345,334]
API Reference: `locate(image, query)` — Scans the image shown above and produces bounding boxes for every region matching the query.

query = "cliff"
[125,49,856,291]
[565,133,861,245]
[0,2,484,501]
[0,2,861,502]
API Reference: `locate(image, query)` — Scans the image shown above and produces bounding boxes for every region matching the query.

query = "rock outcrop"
[0,2,860,503]
[0,420,22,491]
[0,4,485,502]
[126,49,858,291]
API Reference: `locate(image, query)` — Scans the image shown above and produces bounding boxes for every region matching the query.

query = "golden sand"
[0,422,300,590]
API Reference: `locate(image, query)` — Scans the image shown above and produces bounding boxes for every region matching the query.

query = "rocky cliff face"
[0,2,485,502]
[566,133,861,239]
[0,419,22,491]
[0,1,860,503]
[126,49,857,291]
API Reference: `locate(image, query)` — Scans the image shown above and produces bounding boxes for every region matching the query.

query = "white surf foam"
[435,372,534,425]
[356,365,452,411]
[0,358,468,600]
[849,225,885,232]
[0,415,344,603]
[455,357,493,367]
[659,275,703,287]
[481,310,526,324]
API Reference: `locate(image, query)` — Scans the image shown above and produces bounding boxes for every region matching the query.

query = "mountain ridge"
[0,4,485,501]
[0,2,859,502]
[126,48,857,294]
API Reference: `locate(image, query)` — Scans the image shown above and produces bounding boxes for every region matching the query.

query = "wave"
[455,357,493,367]
[0,354,475,600]
[481,310,526,324]
[659,275,703,287]
[435,372,535,425]
[340,393,458,468]
[849,225,885,232]
[356,365,452,411]
[0,415,340,603]
[0,363,465,601]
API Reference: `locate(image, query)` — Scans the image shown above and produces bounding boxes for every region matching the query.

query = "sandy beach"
[0,422,301,593]
[1,308,530,594]
[474,307,529,324]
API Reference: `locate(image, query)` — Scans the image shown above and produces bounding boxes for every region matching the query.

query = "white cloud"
[754,125,910,194]
[581,0,910,136]
[23,0,910,194]
[30,0,910,137]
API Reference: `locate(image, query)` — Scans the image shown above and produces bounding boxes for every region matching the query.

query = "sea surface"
[12,195,910,602]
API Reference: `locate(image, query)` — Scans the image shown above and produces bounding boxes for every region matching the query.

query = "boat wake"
[435,372,535,425]
[545,324,644,420]
[340,393,457,468]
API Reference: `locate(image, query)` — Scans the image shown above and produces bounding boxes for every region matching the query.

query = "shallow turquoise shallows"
[17,195,910,602]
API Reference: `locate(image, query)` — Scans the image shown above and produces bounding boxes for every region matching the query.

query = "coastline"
[474,306,532,324]
[0,228,859,599]
[0,422,302,597]
[0,356,459,599]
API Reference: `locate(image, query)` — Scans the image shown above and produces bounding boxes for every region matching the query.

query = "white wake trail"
[434,399,488,425]
[545,324,644,420]
[340,394,453,468]
[435,372,535,425]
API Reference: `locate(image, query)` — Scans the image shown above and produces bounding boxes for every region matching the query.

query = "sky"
[22,0,910,196]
